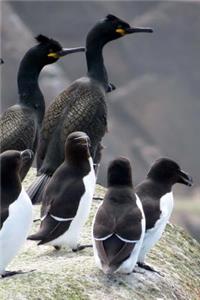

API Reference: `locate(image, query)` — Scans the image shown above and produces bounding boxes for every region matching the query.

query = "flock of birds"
[0,14,193,278]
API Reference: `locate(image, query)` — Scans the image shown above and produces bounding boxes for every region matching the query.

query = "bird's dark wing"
[136,181,161,230]
[93,204,115,239]
[0,187,21,230]
[93,197,143,241]
[95,235,135,273]
[115,206,143,240]
[36,81,82,170]
[29,176,85,244]
[0,105,36,152]
[0,207,9,230]
[138,195,160,230]
[41,172,85,219]
[28,214,72,244]
[37,79,107,170]
[60,84,107,155]
[94,211,136,273]
[93,193,143,273]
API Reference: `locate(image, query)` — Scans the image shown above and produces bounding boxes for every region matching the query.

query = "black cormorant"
[28,15,153,203]
[0,35,84,180]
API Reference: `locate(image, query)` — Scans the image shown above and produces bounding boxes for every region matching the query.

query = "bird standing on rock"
[0,35,84,180]
[28,132,96,252]
[29,14,153,204]
[92,157,145,274]
[0,149,33,278]
[136,158,193,273]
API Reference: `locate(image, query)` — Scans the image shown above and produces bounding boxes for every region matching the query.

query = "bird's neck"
[17,55,45,125]
[1,173,21,200]
[147,177,173,193]
[86,43,109,91]
[66,151,91,175]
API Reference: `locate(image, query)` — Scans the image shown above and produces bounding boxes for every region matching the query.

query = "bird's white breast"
[0,187,33,273]
[138,192,174,263]
[49,157,96,249]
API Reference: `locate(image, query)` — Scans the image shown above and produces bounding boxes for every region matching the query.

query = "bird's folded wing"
[41,179,84,219]
[93,208,114,239]
[37,81,106,168]
[60,87,107,147]
[94,234,136,273]
[0,107,36,152]
[0,208,9,230]
[36,86,73,169]
[93,204,142,271]
[28,214,72,244]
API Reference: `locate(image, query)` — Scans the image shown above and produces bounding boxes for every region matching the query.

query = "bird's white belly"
[0,188,33,273]
[138,192,174,263]
[49,159,96,249]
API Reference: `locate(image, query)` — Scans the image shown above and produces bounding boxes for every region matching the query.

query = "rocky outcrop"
[0,169,200,300]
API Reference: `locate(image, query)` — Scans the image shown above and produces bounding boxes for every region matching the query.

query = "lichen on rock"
[0,168,200,300]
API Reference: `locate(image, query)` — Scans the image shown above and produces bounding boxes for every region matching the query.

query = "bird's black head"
[86,14,153,48]
[0,149,33,179]
[0,58,4,64]
[65,131,91,163]
[107,157,133,187]
[147,158,193,187]
[26,34,85,65]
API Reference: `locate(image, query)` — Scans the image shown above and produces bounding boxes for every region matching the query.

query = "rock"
[0,168,200,300]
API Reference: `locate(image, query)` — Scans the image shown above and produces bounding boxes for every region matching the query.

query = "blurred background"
[1,1,200,241]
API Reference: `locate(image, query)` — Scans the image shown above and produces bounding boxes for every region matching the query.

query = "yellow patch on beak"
[47,52,59,59]
[116,28,126,36]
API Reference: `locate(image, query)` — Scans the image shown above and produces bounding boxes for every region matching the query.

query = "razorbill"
[0,149,33,278]
[28,131,96,251]
[92,157,145,274]
[136,157,193,272]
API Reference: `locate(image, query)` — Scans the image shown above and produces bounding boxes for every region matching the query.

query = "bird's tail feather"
[28,233,43,241]
[26,173,51,204]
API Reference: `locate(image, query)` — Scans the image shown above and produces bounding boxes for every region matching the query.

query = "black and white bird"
[92,157,145,274]
[28,132,96,251]
[0,149,33,278]
[136,158,193,272]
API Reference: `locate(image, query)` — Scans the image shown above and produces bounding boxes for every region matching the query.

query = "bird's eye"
[115,27,126,35]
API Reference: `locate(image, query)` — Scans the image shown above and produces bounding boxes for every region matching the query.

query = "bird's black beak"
[0,58,4,64]
[20,149,34,161]
[177,170,193,187]
[126,27,153,34]
[58,47,85,57]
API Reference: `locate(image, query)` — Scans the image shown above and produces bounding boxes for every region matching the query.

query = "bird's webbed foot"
[1,269,35,278]
[106,83,116,93]
[54,246,61,251]
[72,244,93,252]
[137,262,163,276]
